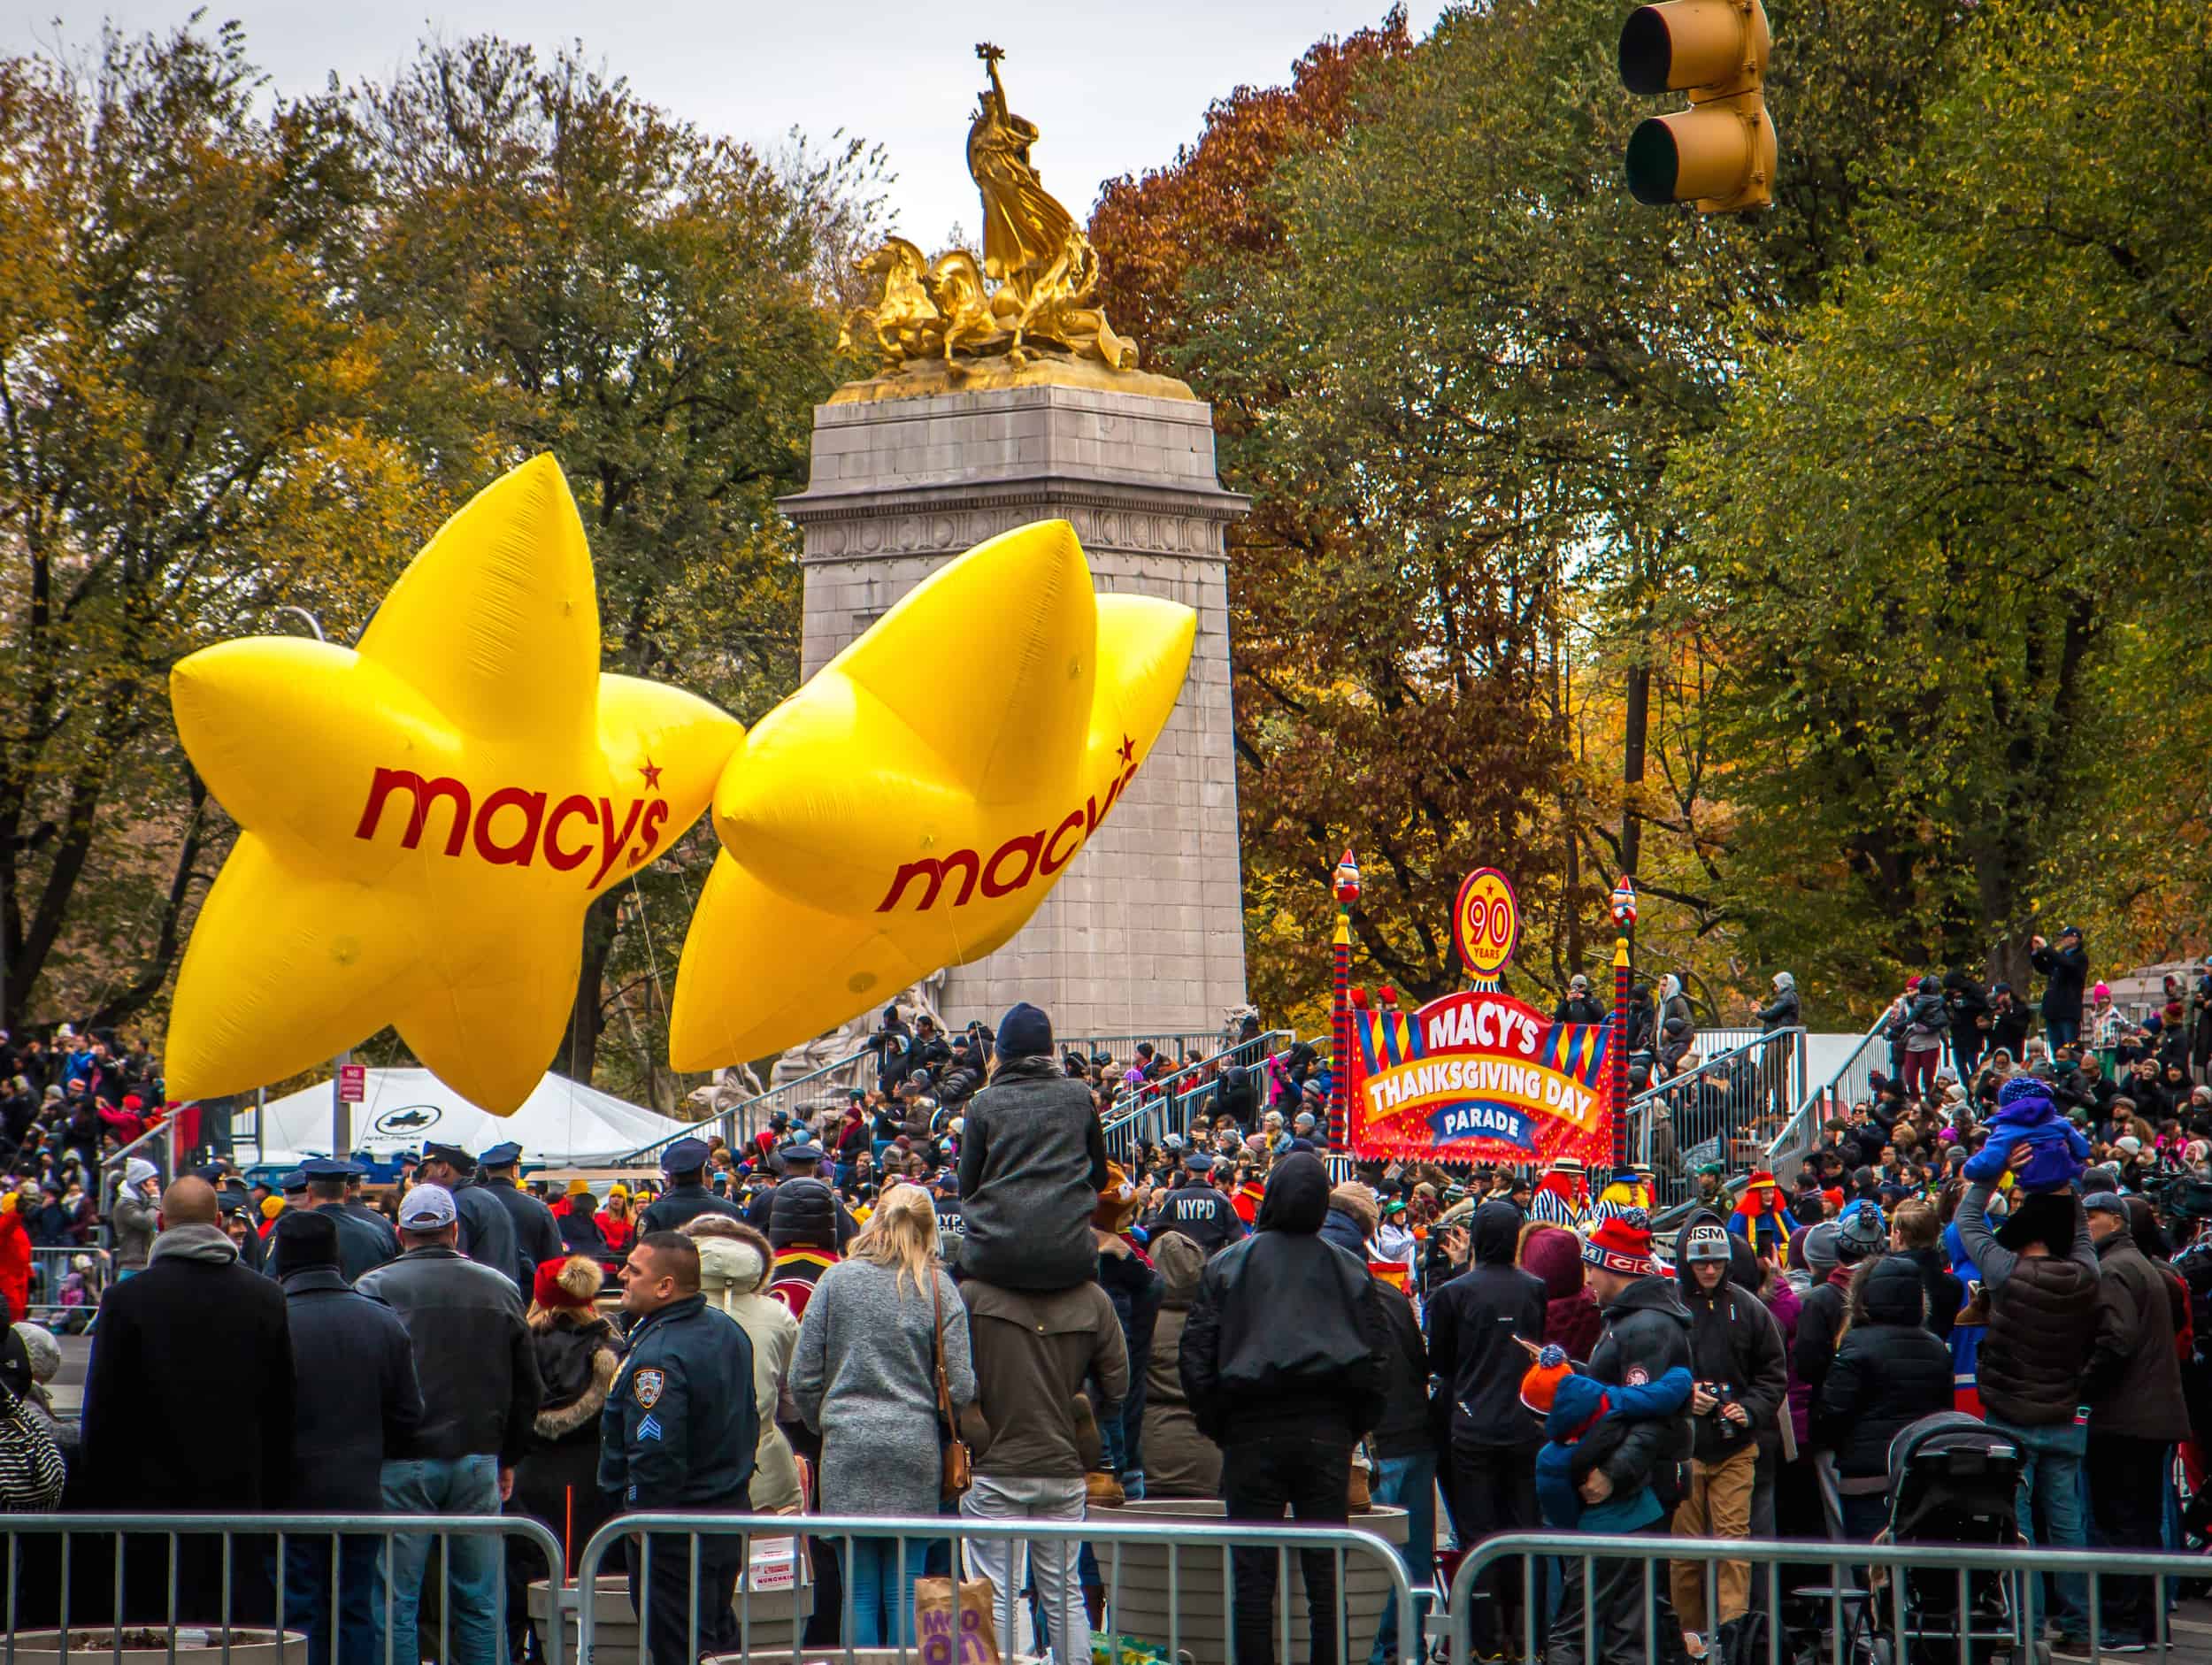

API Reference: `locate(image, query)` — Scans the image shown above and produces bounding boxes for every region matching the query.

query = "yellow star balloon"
[669,518,1194,1070]
[166,455,742,1113]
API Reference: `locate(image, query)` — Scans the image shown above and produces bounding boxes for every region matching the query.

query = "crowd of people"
[6,931,2212,1665]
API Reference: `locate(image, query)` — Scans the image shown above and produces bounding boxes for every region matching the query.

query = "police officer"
[340,1167,400,1264]
[932,1169,967,1262]
[638,1138,742,1234]
[477,1140,562,1290]
[602,1231,758,1665]
[742,1139,856,1251]
[1144,1152,1247,1256]
[296,1158,396,1282]
[417,1143,518,1288]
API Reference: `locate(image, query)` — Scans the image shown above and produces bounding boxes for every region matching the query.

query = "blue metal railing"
[1100,1028,1296,1162]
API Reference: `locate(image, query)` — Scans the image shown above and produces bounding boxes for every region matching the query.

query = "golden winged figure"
[838,45,1138,383]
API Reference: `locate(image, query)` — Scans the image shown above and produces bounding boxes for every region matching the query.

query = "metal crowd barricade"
[577,1508,1416,1665]
[1446,1530,2206,1665]
[0,1512,566,1665]
[23,1244,110,1322]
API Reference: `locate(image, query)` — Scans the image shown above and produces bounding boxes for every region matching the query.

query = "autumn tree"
[343,38,879,1100]
[1091,0,1947,1025]
[0,22,436,1033]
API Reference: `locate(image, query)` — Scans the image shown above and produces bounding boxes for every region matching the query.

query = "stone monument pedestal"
[780,377,1249,1040]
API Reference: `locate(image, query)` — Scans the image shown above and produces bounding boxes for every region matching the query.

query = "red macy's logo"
[876,740,1139,913]
[352,761,670,886]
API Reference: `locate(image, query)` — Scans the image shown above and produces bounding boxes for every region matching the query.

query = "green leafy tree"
[1673,0,2212,1011]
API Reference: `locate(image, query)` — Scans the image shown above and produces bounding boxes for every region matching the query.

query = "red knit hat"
[532,1255,603,1312]
[1581,1208,1653,1276]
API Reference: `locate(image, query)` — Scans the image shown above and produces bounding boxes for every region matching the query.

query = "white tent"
[247,1068,688,1169]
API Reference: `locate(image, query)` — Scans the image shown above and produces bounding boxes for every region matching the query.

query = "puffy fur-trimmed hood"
[694,1227,772,1297]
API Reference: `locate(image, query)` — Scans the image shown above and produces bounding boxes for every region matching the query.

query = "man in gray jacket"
[357,1185,542,1665]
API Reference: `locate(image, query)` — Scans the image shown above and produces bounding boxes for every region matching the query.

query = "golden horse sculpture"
[841,44,1138,380]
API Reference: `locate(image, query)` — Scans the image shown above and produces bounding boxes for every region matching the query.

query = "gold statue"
[837,44,1143,392]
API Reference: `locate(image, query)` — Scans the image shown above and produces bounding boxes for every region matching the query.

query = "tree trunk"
[559,889,624,1084]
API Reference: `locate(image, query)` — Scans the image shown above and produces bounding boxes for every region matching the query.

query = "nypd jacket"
[1145,1179,1247,1258]
[598,1292,759,1509]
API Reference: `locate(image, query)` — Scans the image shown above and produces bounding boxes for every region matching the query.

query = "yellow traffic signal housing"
[1617,0,1775,211]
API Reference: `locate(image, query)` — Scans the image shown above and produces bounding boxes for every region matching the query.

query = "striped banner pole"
[1331,848,1361,1151]
[1609,876,1639,1170]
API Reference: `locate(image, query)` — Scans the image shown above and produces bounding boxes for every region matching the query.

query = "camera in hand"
[1700,1380,1746,1439]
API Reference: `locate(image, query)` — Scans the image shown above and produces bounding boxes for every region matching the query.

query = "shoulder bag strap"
[930,1269,956,1432]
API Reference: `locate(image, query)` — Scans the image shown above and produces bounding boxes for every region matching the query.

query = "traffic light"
[1617,0,1775,211]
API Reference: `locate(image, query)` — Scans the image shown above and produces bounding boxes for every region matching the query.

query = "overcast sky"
[12,1,1440,243]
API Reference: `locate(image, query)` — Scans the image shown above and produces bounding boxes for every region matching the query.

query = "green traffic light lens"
[1624,119,1681,204]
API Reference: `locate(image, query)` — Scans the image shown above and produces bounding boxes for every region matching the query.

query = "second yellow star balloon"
[165,456,743,1114]
[668,518,1195,1070]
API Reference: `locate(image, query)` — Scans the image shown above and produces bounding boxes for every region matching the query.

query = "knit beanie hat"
[995,1001,1053,1062]
[1520,1343,1574,1414]
[565,1177,591,1198]
[269,1208,340,1278]
[1682,1221,1732,1263]
[1996,1075,2056,1117]
[1582,1208,1653,1276]
[532,1255,603,1313]
[1801,1220,1841,1274]
[1835,1203,1886,1264]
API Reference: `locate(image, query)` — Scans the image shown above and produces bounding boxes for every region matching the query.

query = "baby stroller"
[1848,1413,2038,1665]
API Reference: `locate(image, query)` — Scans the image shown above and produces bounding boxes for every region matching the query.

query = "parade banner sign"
[1346,867,1615,1166]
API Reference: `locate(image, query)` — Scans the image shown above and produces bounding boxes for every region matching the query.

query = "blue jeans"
[843,1534,928,1646]
[2046,1017,2080,1054]
[1989,1418,2087,1632]
[376,1455,505,1665]
[280,1536,380,1665]
[1369,1452,1438,1664]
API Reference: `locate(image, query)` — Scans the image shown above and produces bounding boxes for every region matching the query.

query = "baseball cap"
[397,1184,457,1231]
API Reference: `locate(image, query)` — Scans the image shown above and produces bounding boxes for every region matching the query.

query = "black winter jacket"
[639,1182,742,1235]
[1793,1265,1857,1403]
[280,1266,424,1510]
[2085,1232,2191,1442]
[1810,1256,1954,1479]
[1371,1282,1432,1459]
[1145,1180,1247,1256]
[1425,1201,1547,1445]
[451,1182,520,1290]
[599,1292,758,1508]
[357,1247,545,1465]
[1585,1275,1695,1500]
[2031,939,2090,1024]
[80,1226,295,1513]
[1671,1212,1788,1462]
[1897,1245,1966,1341]
[958,1055,1110,1291]
[1179,1154,1386,1447]
[746,1174,858,1252]
[480,1177,564,1291]
[1955,1181,2098,1427]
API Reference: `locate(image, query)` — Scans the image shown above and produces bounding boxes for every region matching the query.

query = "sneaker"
[2049,1633,2089,1655]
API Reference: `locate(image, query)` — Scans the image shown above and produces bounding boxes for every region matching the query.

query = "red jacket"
[0,1206,27,1325]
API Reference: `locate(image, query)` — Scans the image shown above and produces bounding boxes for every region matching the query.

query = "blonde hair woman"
[790,1184,978,1646]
